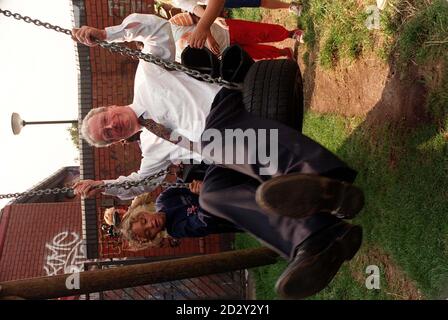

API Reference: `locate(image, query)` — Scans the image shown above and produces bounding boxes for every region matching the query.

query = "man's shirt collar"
[130,103,146,119]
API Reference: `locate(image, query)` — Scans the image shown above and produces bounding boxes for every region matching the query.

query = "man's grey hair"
[81,107,112,148]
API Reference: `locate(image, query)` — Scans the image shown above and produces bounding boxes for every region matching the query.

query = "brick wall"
[83,0,232,259]
[0,202,83,282]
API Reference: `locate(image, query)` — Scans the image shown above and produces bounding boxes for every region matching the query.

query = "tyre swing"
[181,45,304,131]
[243,59,304,132]
[180,45,304,182]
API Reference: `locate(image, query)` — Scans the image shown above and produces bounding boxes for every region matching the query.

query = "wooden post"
[0,248,279,300]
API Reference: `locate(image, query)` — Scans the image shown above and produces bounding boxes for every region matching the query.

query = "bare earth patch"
[300,53,428,126]
[350,245,424,300]
[300,54,390,117]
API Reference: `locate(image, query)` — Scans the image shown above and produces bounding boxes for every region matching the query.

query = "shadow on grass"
[318,112,447,299]
[237,110,447,299]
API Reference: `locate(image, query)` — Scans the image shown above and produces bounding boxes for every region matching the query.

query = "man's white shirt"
[102,13,222,199]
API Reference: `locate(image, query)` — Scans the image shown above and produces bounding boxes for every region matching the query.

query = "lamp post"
[11,112,78,135]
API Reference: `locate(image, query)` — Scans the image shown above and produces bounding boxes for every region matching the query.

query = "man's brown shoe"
[276,222,363,299]
[256,173,364,219]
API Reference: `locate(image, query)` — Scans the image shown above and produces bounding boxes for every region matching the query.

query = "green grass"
[383,0,448,64]
[228,7,262,22]
[298,0,448,75]
[228,0,448,299]
[235,112,448,299]
[297,0,374,69]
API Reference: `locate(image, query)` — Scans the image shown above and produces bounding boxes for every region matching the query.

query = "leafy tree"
[67,123,80,150]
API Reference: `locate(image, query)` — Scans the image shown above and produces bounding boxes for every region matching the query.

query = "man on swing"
[72,13,365,299]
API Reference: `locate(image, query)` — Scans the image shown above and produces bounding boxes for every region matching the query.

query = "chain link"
[0,169,190,199]
[0,8,242,90]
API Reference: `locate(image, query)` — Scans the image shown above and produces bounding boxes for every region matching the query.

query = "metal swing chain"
[0,169,191,200]
[0,8,242,90]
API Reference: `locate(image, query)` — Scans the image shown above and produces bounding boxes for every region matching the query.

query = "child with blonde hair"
[103,180,241,250]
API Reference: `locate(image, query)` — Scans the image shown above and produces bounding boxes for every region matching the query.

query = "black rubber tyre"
[242,59,304,132]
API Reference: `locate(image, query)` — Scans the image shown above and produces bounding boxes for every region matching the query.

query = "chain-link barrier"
[0,8,242,90]
[0,169,190,200]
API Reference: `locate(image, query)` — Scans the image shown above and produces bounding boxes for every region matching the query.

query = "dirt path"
[350,245,424,299]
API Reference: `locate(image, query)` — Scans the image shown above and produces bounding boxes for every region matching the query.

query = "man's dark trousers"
[199,88,357,259]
